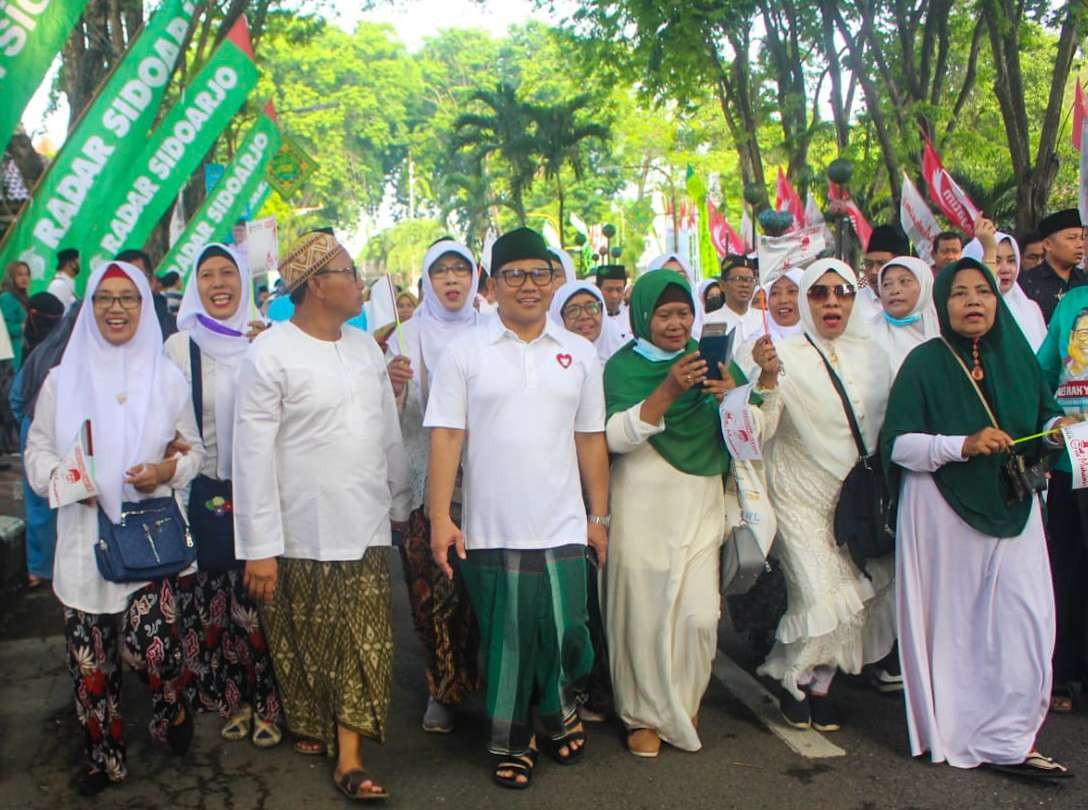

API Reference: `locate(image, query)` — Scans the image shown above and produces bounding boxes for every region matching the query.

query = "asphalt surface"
[0,556,1085,810]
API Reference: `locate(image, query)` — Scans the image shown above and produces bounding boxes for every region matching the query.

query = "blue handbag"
[95,496,195,583]
[187,340,241,573]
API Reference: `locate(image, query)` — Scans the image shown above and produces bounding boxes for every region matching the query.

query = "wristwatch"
[588,514,611,529]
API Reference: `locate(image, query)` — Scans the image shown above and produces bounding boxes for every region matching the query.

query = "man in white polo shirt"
[425,227,610,790]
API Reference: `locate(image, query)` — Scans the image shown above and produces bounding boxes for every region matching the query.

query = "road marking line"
[712,651,846,759]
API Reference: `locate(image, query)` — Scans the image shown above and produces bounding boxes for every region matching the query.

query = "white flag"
[757,224,826,287]
[900,172,940,266]
[367,274,399,331]
[805,192,834,249]
[167,191,186,248]
[49,421,97,509]
[720,384,761,461]
[1063,420,1088,490]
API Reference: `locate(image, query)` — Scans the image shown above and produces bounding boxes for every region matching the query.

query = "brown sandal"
[334,768,389,801]
[293,737,326,756]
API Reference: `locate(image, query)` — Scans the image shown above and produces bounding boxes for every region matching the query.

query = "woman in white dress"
[869,256,940,375]
[755,258,896,731]
[734,269,802,379]
[25,262,205,796]
[601,269,742,757]
[962,232,1047,352]
[881,257,1073,778]
[385,239,482,734]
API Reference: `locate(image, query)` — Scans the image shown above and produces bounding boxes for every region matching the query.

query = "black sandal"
[987,751,1073,781]
[492,749,537,790]
[545,716,587,765]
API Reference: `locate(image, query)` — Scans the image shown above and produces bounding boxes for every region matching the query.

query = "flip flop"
[334,768,388,801]
[987,751,1073,780]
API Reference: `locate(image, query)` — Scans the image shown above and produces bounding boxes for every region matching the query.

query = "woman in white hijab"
[962,233,1047,351]
[696,279,724,315]
[734,269,803,379]
[25,262,205,796]
[386,238,482,734]
[164,243,282,750]
[753,258,896,733]
[548,280,628,363]
[869,256,940,374]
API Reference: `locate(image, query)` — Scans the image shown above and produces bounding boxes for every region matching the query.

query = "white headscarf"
[773,258,891,481]
[552,248,576,284]
[392,239,480,399]
[176,243,251,480]
[867,256,940,373]
[647,253,702,339]
[760,268,804,340]
[548,280,627,363]
[54,262,188,523]
[962,232,1047,351]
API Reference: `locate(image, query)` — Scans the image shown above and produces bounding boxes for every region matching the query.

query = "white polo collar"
[487,312,565,345]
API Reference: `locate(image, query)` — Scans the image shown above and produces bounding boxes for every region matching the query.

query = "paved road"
[0,557,1084,809]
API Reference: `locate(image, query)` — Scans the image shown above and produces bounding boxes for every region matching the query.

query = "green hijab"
[604,269,729,476]
[880,258,1062,537]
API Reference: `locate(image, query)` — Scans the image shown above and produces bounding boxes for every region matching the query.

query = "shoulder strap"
[189,338,204,439]
[939,337,999,430]
[804,334,868,459]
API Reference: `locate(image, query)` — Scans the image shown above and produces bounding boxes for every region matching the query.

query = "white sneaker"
[870,668,904,693]
[422,696,454,733]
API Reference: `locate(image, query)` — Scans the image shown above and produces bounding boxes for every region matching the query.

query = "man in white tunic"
[704,255,764,342]
[597,264,631,342]
[232,230,410,801]
[426,227,610,790]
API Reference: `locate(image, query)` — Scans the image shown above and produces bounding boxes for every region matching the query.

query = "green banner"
[88,16,258,266]
[157,107,281,282]
[0,0,198,290]
[0,0,90,147]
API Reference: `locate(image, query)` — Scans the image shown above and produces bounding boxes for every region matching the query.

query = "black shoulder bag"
[806,335,895,577]
[187,340,241,573]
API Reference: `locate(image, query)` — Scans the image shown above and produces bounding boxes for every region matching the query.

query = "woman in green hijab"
[602,269,763,758]
[881,257,1074,779]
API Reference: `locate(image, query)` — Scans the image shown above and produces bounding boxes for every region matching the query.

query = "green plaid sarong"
[461,544,593,756]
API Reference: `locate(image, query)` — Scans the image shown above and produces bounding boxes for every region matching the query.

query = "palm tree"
[527,96,611,248]
[451,82,538,224]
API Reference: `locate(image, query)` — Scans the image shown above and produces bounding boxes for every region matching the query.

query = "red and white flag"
[921,136,980,236]
[707,198,747,256]
[827,179,873,249]
[1074,79,1088,152]
[775,167,805,230]
[900,172,941,265]
[1079,118,1088,224]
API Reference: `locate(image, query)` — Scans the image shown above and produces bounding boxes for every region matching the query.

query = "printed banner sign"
[158,106,281,282]
[1063,420,1088,490]
[0,0,199,291]
[720,383,761,461]
[0,0,89,147]
[87,16,258,266]
[900,171,940,266]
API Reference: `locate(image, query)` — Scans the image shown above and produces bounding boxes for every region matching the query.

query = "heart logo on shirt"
[556,353,573,369]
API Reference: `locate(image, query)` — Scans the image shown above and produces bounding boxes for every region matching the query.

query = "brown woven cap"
[279,231,350,293]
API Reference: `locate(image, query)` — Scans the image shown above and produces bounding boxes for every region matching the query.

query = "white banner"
[245,216,279,278]
[720,383,761,461]
[757,224,826,287]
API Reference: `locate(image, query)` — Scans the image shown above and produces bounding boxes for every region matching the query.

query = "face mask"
[632,337,686,362]
[705,294,724,313]
[883,311,922,327]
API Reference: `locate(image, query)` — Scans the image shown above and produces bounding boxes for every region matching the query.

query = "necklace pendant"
[116,393,127,405]
[970,366,985,382]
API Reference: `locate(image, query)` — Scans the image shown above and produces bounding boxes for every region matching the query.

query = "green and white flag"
[157,104,281,282]
[0,0,90,147]
[87,16,258,266]
[0,0,199,290]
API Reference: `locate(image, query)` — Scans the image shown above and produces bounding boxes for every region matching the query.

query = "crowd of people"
[2,202,1086,800]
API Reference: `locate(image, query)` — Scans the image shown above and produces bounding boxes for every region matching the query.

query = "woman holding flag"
[883,257,1074,777]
